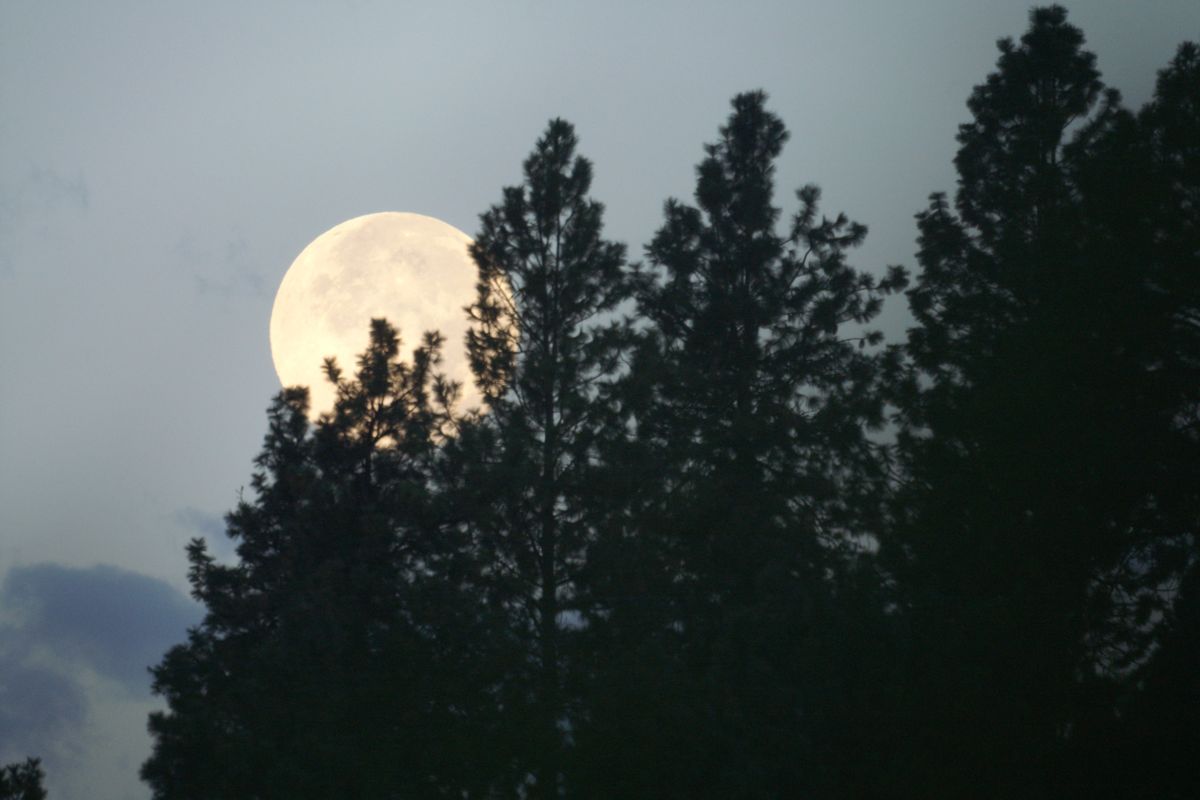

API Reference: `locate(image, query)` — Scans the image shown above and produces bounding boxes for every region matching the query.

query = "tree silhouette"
[0,760,46,800]
[887,7,1200,796]
[448,118,630,797]
[142,320,491,799]
[1053,38,1200,799]
[579,90,903,798]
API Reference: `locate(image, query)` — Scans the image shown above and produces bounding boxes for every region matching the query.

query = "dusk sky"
[2,1,1197,797]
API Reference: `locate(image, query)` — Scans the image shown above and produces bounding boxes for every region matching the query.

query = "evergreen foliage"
[449,117,631,797]
[0,760,46,800]
[886,7,1200,796]
[142,321,498,798]
[574,90,903,798]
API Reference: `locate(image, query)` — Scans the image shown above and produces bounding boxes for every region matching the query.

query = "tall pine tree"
[887,8,1200,796]
[447,118,630,798]
[1053,39,1200,799]
[580,91,903,798]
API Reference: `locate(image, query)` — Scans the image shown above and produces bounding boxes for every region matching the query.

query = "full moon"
[270,212,480,417]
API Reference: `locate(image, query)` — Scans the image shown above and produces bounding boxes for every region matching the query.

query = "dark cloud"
[0,652,88,759]
[0,563,198,798]
[1,564,202,692]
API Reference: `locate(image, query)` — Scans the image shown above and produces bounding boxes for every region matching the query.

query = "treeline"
[143,8,1198,799]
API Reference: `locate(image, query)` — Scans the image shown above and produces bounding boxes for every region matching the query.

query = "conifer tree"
[584,91,902,797]
[1054,39,1200,798]
[887,8,1200,795]
[142,321,486,799]
[449,118,630,797]
[0,760,46,800]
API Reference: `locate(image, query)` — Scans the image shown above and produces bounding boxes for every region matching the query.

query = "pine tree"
[582,91,903,797]
[887,8,1200,795]
[449,118,630,797]
[0,760,46,800]
[1055,39,1200,799]
[142,320,484,799]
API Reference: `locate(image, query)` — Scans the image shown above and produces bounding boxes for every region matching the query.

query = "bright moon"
[270,212,479,417]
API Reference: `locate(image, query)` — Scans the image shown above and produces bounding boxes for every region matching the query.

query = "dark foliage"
[0,760,46,800]
[450,118,631,797]
[886,7,1200,797]
[142,321,505,799]
[573,90,902,798]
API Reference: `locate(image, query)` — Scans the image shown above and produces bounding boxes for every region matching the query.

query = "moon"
[270,212,481,418]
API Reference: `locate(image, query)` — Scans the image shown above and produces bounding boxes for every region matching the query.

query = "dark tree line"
[143,8,1198,799]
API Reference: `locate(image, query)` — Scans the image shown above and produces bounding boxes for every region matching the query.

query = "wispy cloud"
[1,563,201,693]
[0,166,89,274]
[173,231,267,300]
[172,506,226,541]
[0,167,90,217]
[172,506,238,561]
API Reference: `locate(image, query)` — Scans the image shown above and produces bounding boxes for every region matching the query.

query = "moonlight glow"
[270,212,480,417]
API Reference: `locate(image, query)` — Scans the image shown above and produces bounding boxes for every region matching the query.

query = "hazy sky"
[1,1,1196,796]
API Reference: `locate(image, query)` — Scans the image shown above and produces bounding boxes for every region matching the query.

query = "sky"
[1,1,1196,797]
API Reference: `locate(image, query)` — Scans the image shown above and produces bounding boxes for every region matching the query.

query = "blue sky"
[1,1,1197,796]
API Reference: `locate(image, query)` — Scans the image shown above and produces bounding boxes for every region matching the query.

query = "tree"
[886,8,1200,795]
[1054,39,1200,800]
[448,118,630,797]
[142,320,492,799]
[0,759,46,800]
[579,91,903,798]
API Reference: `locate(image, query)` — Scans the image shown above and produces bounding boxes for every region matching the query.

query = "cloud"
[0,166,89,274]
[172,231,267,300]
[0,652,88,761]
[172,506,226,541]
[1,563,201,693]
[173,506,237,560]
[0,167,90,218]
[0,563,198,800]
